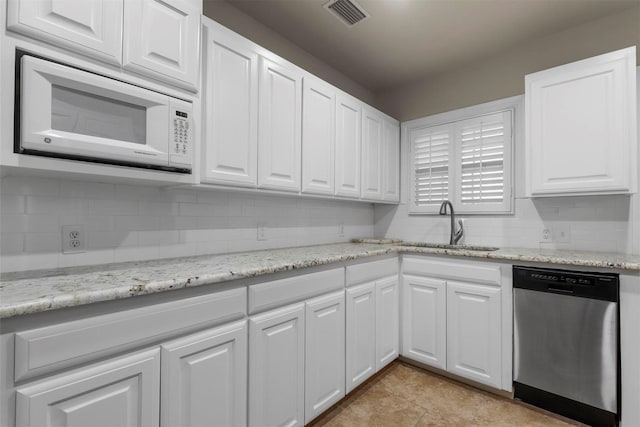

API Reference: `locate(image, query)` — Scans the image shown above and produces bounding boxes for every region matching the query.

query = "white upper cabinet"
[525,46,637,196]
[335,93,362,198]
[361,106,383,200]
[258,56,303,192]
[7,0,124,66]
[302,75,336,195]
[382,117,400,202]
[123,0,201,90]
[202,19,259,187]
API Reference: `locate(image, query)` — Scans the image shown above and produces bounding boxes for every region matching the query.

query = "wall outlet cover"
[62,225,85,254]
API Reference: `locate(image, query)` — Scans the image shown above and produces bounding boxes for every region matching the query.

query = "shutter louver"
[412,128,449,206]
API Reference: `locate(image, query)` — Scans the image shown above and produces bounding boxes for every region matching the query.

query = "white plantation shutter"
[408,106,514,214]
[411,125,450,208]
[458,111,512,208]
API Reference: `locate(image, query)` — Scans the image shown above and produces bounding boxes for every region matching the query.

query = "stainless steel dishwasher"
[513,266,619,426]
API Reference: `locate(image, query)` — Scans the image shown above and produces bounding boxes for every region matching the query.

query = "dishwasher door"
[514,288,618,413]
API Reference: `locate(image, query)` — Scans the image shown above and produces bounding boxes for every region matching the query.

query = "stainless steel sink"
[399,242,499,251]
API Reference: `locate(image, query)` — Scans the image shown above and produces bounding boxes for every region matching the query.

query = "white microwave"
[16,53,193,173]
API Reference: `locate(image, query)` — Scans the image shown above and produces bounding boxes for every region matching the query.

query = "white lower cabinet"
[401,256,507,390]
[345,282,377,393]
[16,348,161,427]
[305,291,346,424]
[249,303,305,427]
[401,275,446,370]
[375,276,400,371]
[161,320,248,427]
[446,281,502,389]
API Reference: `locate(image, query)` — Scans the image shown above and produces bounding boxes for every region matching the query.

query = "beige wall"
[375,5,640,121]
[203,0,376,105]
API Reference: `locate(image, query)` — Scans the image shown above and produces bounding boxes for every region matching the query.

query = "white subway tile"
[26,196,88,216]
[179,203,215,217]
[1,214,59,233]
[139,201,180,217]
[24,232,60,253]
[59,181,115,198]
[0,176,59,196]
[1,253,59,273]
[0,195,25,214]
[58,250,114,268]
[113,246,159,263]
[88,199,138,216]
[86,216,116,231]
[115,184,162,201]
[157,243,198,259]
[1,233,24,254]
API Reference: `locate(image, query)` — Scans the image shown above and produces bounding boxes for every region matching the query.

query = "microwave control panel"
[169,99,193,168]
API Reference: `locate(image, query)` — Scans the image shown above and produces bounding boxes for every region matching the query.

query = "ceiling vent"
[324,0,369,27]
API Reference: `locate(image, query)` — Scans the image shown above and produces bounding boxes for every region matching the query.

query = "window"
[407,97,519,214]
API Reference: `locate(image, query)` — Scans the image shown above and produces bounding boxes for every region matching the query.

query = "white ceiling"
[217,0,639,92]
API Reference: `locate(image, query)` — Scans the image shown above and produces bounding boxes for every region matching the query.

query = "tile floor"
[312,361,582,427]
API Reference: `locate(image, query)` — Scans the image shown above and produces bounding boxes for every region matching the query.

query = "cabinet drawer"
[15,287,246,382]
[346,257,398,286]
[402,256,501,286]
[248,268,344,314]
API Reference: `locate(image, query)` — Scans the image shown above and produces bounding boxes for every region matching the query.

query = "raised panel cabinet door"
[446,280,501,388]
[302,75,335,195]
[345,282,376,393]
[7,0,123,65]
[203,20,259,187]
[123,0,201,90]
[382,118,400,202]
[401,275,446,369]
[249,303,305,427]
[161,320,247,427]
[526,46,637,196]
[305,291,346,424]
[361,106,383,200]
[16,348,160,427]
[375,276,399,371]
[335,93,361,198]
[258,56,303,192]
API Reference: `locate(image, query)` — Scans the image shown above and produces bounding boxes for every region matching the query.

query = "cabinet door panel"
[345,282,376,393]
[382,118,400,202]
[361,107,383,200]
[376,276,399,371]
[335,94,361,198]
[447,280,501,388]
[258,57,302,192]
[305,291,345,424]
[161,321,247,427]
[401,275,446,369]
[16,349,160,427]
[123,0,200,90]
[203,23,258,186]
[249,304,305,427]
[302,76,335,195]
[7,0,123,65]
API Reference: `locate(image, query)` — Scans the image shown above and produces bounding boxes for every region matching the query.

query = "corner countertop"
[1,241,638,319]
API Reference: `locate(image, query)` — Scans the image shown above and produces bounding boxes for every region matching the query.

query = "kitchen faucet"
[439,200,464,245]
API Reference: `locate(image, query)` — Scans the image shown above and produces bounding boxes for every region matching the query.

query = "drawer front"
[402,256,501,286]
[346,257,398,286]
[15,287,246,382]
[248,268,344,314]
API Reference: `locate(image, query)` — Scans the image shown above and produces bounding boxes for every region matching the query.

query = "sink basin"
[399,242,499,251]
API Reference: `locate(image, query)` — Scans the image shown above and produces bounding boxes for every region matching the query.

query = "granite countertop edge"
[1,242,638,319]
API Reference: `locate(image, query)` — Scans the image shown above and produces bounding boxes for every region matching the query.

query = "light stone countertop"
[1,241,638,319]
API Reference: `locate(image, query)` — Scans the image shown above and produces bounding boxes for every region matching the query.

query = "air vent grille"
[324,0,369,27]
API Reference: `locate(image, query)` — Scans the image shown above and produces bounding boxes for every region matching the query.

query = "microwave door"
[20,55,170,166]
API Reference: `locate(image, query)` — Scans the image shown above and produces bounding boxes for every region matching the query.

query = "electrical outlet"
[257,223,266,241]
[540,227,552,243]
[62,225,85,254]
[338,222,345,237]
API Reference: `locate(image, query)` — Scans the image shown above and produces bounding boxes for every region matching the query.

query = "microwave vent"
[324,0,369,27]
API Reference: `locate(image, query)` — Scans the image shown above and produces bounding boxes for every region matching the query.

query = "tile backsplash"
[0,176,374,273]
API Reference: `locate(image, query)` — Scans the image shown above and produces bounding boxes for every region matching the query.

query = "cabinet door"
[16,348,160,427]
[375,276,399,371]
[526,46,637,196]
[7,0,123,65]
[249,303,305,427]
[302,75,335,195]
[335,93,361,198]
[401,275,446,369]
[447,280,501,388]
[305,291,345,424]
[258,57,302,192]
[161,321,247,427]
[345,282,376,393]
[382,118,400,202]
[123,0,200,90]
[203,21,259,187]
[361,106,383,200]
